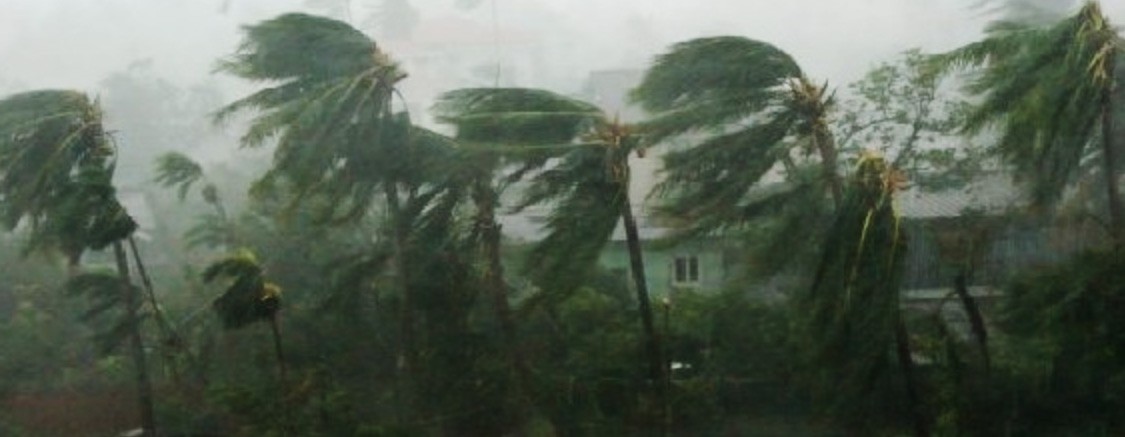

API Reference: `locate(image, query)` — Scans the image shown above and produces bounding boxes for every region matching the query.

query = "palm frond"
[797,154,907,419]
[933,1,1118,206]
[202,249,280,330]
[154,152,204,200]
[434,87,602,146]
[650,112,796,237]
[215,12,376,82]
[631,36,803,143]
[517,145,624,295]
[65,270,144,355]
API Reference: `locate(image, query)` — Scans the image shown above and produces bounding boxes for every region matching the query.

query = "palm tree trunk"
[384,181,415,419]
[1101,52,1123,246]
[269,313,288,383]
[894,314,928,437]
[953,271,990,372]
[128,235,187,381]
[473,176,535,430]
[814,127,844,208]
[113,240,157,436]
[619,192,670,436]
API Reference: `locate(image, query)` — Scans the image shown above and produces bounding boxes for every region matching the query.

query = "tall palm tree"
[0,90,156,436]
[798,153,923,435]
[201,249,286,381]
[936,1,1123,243]
[433,87,603,426]
[437,87,669,433]
[216,13,447,397]
[631,36,844,235]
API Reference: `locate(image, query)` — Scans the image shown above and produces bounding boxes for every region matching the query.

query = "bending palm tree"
[799,153,922,435]
[202,249,286,381]
[0,90,156,436]
[433,87,603,426]
[936,1,1123,243]
[216,13,446,399]
[437,87,669,433]
[631,37,844,241]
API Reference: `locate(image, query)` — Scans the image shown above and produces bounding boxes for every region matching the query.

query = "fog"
[5,1,1125,436]
[0,1,1000,92]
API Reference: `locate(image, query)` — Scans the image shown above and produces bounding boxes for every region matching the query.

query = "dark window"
[673,255,700,285]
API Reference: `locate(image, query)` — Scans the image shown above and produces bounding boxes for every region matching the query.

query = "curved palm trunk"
[128,235,190,382]
[1101,50,1123,247]
[953,272,990,372]
[113,240,157,436]
[384,182,416,419]
[269,313,288,383]
[813,127,844,208]
[619,190,670,436]
[893,314,928,437]
[472,176,536,432]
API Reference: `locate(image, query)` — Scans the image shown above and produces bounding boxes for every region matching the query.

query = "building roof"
[896,173,1021,219]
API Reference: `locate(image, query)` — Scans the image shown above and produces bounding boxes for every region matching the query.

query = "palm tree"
[936,1,1123,243]
[433,87,604,425]
[436,87,669,433]
[0,90,156,435]
[154,151,237,249]
[201,249,286,381]
[798,153,923,435]
[216,13,445,396]
[631,37,844,233]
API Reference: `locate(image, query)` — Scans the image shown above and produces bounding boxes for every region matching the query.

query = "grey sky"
[1,1,1123,98]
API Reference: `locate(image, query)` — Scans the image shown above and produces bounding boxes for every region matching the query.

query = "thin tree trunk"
[128,235,187,382]
[114,240,157,436]
[894,315,928,437]
[953,271,990,372]
[473,175,535,434]
[619,190,669,436]
[384,182,415,421]
[1101,51,1123,246]
[814,127,844,209]
[269,313,288,383]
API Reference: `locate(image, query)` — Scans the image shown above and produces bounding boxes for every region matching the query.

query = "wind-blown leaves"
[633,36,840,251]
[203,249,280,330]
[65,270,145,355]
[215,13,374,82]
[514,144,626,298]
[796,154,908,426]
[434,87,602,147]
[154,152,204,201]
[217,13,422,224]
[934,1,1121,206]
[0,90,135,261]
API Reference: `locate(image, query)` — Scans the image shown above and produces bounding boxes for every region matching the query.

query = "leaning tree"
[0,90,157,436]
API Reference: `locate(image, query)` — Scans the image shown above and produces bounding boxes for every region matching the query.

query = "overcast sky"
[1,1,1123,98]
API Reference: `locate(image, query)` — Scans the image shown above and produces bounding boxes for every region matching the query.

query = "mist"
[4,1,1125,436]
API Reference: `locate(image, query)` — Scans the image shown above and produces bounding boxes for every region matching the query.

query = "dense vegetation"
[0,2,1123,436]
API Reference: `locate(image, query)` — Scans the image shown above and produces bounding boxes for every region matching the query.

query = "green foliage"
[203,249,280,330]
[434,87,601,147]
[795,154,908,428]
[0,90,135,261]
[835,49,986,191]
[999,249,1125,432]
[65,270,144,356]
[515,144,626,298]
[217,13,444,224]
[935,1,1121,205]
[631,37,802,142]
[154,152,204,201]
[633,36,839,263]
